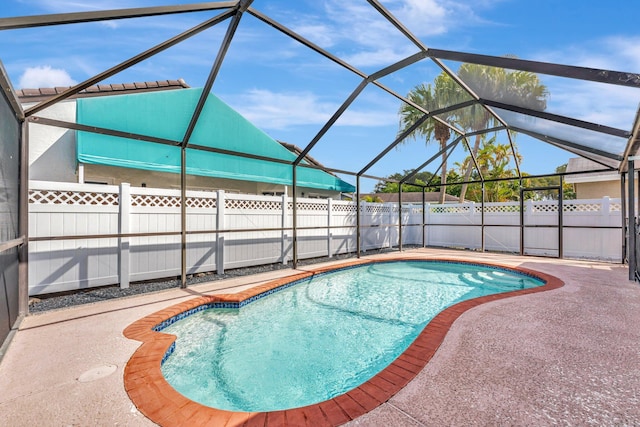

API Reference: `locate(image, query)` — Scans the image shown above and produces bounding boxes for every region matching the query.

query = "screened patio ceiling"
[2,0,640,287]
[1,0,640,192]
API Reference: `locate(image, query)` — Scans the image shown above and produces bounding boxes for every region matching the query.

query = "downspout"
[559,175,564,259]
[18,120,29,317]
[628,159,635,281]
[621,173,627,264]
[481,181,485,252]
[180,148,187,288]
[292,164,298,268]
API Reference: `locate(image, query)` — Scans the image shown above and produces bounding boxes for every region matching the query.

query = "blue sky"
[2,0,640,192]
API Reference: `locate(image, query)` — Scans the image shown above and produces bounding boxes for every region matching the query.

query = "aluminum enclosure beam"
[180,3,249,147]
[247,8,366,78]
[401,137,463,184]
[0,2,236,30]
[358,101,476,177]
[428,48,640,89]
[510,127,623,161]
[358,113,431,176]
[0,61,23,120]
[620,106,640,173]
[482,99,630,138]
[18,120,29,317]
[422,142,458,189]
[24,9,235,117]
[294,80,368,166]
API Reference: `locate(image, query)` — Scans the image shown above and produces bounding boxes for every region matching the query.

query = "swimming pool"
[123,257,563,426]
[160,260,543,412]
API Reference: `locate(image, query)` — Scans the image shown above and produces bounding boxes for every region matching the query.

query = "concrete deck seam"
[385,402,427,426]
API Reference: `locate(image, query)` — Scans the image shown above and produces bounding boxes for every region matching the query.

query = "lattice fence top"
[332,204,357,213]
[188,197,216,209]
[404,207,423,214]
[431,205,470,214]
[610,202,622,212]
[293,202,329,212]
[364,204,394,213]
[563,202,601,212]
[482,204,520,213]
[229,199,281,211]
[131,194,217,208]
[532,203,558,213]
[29,189,119,205]
[131,194,180,208]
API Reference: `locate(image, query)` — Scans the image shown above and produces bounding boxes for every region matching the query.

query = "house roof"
[279,142,324,169]
[564,157,621,183]
[17,79,190,103]
[76,87,356,193]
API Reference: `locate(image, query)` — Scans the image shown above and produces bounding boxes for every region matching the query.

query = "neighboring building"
[20,80,355,199]
[361,192,459,204]
[564,157,632,199]
[20,80,190,184]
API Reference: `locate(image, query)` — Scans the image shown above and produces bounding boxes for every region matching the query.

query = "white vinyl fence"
[28,181,622,295]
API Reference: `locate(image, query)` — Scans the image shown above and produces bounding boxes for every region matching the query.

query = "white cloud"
[534,36,640,73]
[290,24,337,48]
[231,89,335,129]
[547,80,638,131]
[531,36,640,131]
[382,0,452,37]
[229,89,396,130]
[289,0,488,68]
[18,66,77,89]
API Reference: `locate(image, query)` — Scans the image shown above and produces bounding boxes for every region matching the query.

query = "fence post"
[602,196,611,217]
[216,190,225,275]
[360,200,367,252]
[469,201,477,250]
[327,198,333,258]
[425,203,431,247]
[118,183,130,289]
[387,202,393,249]
[282,193,289,264]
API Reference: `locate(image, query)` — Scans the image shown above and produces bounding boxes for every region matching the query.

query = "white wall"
[25,100,78,183]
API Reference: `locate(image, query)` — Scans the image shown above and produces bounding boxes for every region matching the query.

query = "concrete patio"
[1,248,639,426]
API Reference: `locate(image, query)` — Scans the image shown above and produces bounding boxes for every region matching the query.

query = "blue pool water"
[160,261,543,412]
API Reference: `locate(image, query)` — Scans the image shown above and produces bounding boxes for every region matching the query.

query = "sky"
[2,0,640,193]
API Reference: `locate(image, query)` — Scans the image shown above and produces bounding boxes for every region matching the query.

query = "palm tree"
[455,64,548,201]
[398,72,462,204]
[454,133,525,202]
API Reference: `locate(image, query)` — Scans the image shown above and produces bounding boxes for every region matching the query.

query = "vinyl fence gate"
[520,185,563,258]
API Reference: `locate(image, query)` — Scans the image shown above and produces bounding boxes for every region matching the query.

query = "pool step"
[459,271,525,290]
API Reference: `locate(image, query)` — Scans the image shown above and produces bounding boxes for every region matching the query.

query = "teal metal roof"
[76,88,355,193]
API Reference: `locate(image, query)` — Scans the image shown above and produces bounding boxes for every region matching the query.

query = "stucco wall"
[82,164,340,197]
[575,180,637,200]
[25,100,78,183]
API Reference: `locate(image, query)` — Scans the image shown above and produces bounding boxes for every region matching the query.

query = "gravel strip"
[28,248,409,313]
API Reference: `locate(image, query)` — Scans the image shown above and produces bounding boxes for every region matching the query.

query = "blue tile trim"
[161,342,175,364]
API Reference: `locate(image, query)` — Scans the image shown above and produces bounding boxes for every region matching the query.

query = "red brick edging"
[123,257,564,426]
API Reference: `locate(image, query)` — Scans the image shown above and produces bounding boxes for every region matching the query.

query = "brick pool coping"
[123,257,564,426]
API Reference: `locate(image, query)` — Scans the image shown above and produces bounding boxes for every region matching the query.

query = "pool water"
[161,261,543,412]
